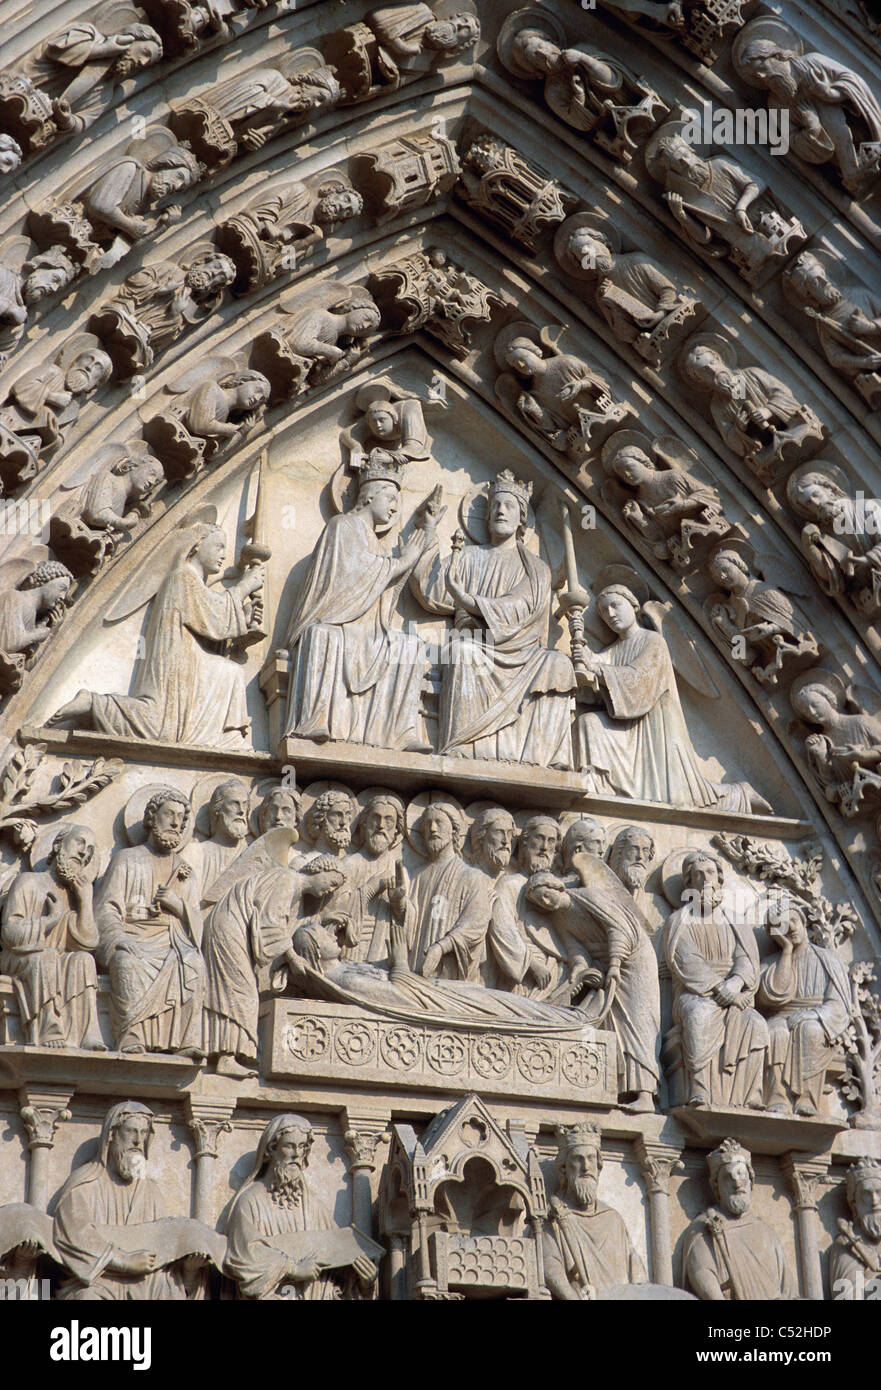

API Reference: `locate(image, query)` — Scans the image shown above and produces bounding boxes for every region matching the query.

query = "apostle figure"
[96,788,205,1058]
[336,791,406,967]
[682,1139,794,1300]
[256,785,301,835]
[664,851,768,1109]
[737,37,881,194]
[1,823,104,1049]
[203,831,344,1075]
[48,516,264,749]
[573,576,767,811]
[830,1158,881,1299]
[608,826,655,897]
[487,816,567,995]
[405,796,489,980]
[758,905,851,1116]
[184,778,251,904]
[54,1101,209,1300]
[368,6,479,80]
[525,854,661,1112]
[787,467,881,617]
[412,470,575,766]
[543,1123,647,1299]
[784,252,881,409]
[224,1113,379,1300]
[283,460,430,751]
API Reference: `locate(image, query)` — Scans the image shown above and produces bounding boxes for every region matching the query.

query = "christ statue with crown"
[411,470,576,767]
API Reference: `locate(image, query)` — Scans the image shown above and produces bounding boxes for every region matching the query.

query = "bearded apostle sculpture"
[403,794,489,980]
[185,778,251,903]
[830,1158,881,1299]
[335,791,406,966]
[0,335,113,490]
[324,5,479,104]
[411,471,576,766]
[679,336,825,482]
[572,570,770,811]
[786,465,881,617]
[283,460,430,751]
[53,1101,213,1300]
[645,130,805,282]
[543,1123,647,1299]
[733,19,881,196]
[20,12,163,136]
[95,787,205,1058]
[0,823,104,1049]
[664,851,768,1109]
[48,513,264,749]
[784,252,881,411]
[682,1139,794,1299]
[758,905,851,1116]
[216,176,364,294]
[224,1113,380,1299]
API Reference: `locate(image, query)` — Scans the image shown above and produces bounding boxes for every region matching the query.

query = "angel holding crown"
[48,509,263,748]
[410,470,576,768]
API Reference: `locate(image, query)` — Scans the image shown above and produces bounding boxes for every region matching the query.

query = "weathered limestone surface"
[0,0,880,1303]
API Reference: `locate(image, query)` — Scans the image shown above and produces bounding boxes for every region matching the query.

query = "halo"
[677,332,737,387]
[405,790,469,857]
[493,320,542,374]
[191,771,252,838]
[600,429,654,476]
[354,786,406,844]
[785,461,852,518]
[707,536,756,571]
[435,0,479,21]
[299,780,356,844]
[644,116,704,183]
[732,17,802,84]
[458,477,537,543]
[553,213,621,280]
[790,667,847,714]
[123,783,194,846]
[250,777,301,836]
[496,6,565,78]
[781,246,855,305]
[28,822,103,879]
[591,563,650,608]
[56,332,105,371]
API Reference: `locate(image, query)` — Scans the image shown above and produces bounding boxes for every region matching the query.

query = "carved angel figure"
[25,3,163,136]
[646,129,805,282]
[679,336,825,482]
[734,19,881,195]
[786,464,881,617]
[324,4,479,103]
[254,281,381,398]
[494,322,632,458]
[784,251,881,411]
[554,215,700,366]
[706,541,819,687]
[90,246,235,376]
[0,554,73,694]
[497,9,666,163]
[143,354,269,479]
[0,334,112,490]
[171,50,340,166]
[601,432,730,571]
[340,375,445,478]
[572,567,770,811]
[0,239,77,361]
[216,176,363,294]
[49,440,165,576]
[47,510,264,748]
[791,670,881,818]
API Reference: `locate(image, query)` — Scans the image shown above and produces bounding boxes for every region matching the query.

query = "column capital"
[342,1109,390,1173]
[781,1153,832,1212]
[18,1087,73,1151]
[635,1138,684,1196]
[185,1098,235,1160]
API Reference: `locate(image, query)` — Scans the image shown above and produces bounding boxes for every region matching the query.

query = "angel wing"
[0,235,32,274]
[162,355,242,397]
[60,440,129,491]
[104,505,217,622]
[849,682,881,718]
[0,558,40,591]
[277,278,362,317]
[751,547,814,603]
[124,125,182,165]
[202,827,299,906]
[643,599,720,699]
[93,0,147,31]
